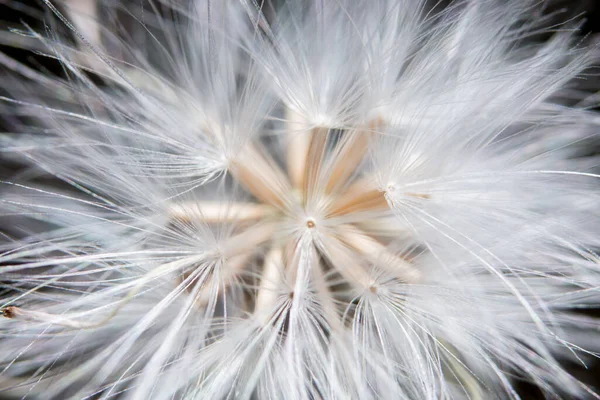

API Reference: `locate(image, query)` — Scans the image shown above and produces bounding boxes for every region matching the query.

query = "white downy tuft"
[1,0,600,399]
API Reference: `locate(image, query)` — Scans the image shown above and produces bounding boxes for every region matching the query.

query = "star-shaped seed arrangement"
[169,112,423,325]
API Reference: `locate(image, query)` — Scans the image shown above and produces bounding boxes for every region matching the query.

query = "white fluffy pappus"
[1,0,600,398]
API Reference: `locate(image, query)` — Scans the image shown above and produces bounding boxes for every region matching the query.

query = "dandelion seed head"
[0,0,600,399]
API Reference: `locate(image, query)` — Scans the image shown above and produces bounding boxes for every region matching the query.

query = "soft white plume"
[1,0,600,399]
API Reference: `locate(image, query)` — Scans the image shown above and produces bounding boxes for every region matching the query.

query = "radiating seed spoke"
[354,215,410,239]
[254,247,284,323]
[338,225,420,283]
[302,127,329,205]
[310,249,343,330]
[169,202,276,224]
[323,119,382,194]
[221,222,277,259]
[316,235,375,290]
[230,144,293,208]
[193,252,253,307]
[327,179,389,217]
[286,107,313,190]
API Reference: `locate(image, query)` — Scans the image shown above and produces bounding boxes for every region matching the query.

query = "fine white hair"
[1,0,600,399]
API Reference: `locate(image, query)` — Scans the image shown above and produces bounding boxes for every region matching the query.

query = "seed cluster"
[168,112,423,324]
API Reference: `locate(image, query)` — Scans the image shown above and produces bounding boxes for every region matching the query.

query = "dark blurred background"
[0,1,599,399]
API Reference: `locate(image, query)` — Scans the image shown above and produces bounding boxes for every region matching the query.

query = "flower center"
[166,115,426,323]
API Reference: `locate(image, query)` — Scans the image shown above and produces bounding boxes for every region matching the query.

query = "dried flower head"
[1,0,600,399]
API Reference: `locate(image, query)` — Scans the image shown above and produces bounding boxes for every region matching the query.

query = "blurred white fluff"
[1,0,600,399]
